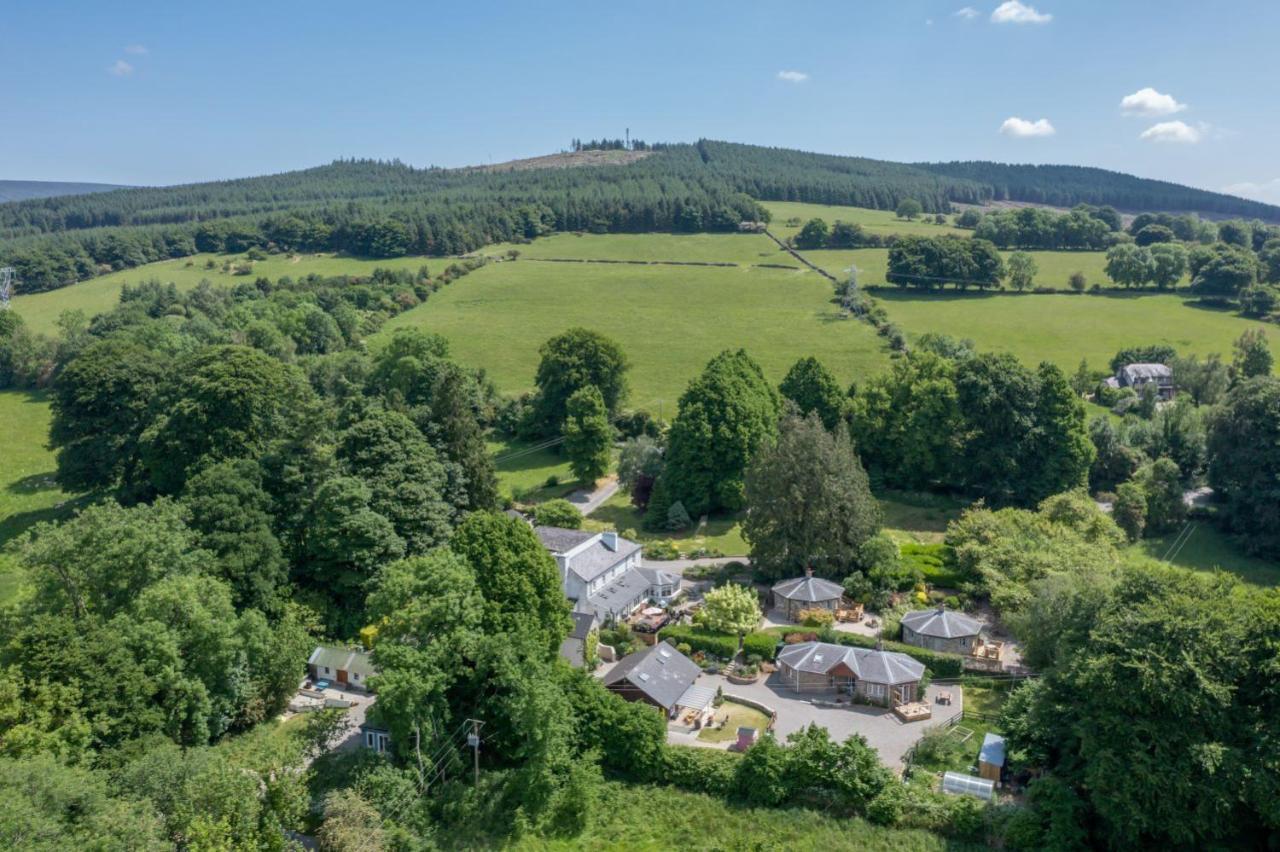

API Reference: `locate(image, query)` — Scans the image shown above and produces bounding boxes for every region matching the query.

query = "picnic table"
[937,690,953,706]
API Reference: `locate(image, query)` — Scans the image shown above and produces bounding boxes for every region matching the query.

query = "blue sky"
[3,1,1278,202]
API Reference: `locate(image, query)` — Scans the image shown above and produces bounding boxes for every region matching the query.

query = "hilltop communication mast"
[0,267,14,310]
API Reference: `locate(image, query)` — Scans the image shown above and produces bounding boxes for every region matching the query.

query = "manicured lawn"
[584,491,748,556]
[0,390,83,548]
[1128,522,1280,586]
[375,260,889,413]
[490,437,578,503]
[479,231,793,266]
[11,251,437,334]
[697,700,771,743]
[873,289,1277,371]
[503,780,963,851]
[763,201,965,240]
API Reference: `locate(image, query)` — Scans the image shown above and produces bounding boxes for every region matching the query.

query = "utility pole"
[466,718,484,786]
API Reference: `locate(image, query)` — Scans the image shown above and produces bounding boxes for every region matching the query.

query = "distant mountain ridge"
[2,141,1277,295]
[916,161,1277,221]
[0,180,130,204]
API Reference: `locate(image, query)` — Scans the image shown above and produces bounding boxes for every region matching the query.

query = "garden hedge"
[658,625,781,662]
[659,625,739,659]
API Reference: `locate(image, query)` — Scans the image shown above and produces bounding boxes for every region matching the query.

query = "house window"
[323,666,330,674]
[866,683,885,699]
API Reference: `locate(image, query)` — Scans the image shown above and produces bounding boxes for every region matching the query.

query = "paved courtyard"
[668,672,963,768]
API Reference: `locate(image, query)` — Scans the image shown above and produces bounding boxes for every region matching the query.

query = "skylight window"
[638,672,651,681]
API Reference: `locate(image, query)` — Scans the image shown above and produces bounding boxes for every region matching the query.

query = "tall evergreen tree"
[743,413,881,581]
[779,356,846,429]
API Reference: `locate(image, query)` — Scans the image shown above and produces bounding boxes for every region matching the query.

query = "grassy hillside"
[804,247,1145,290]
[374,260,886,412]
[0,390,87,604]
[876,289,1276,370]
[480,231,792,266]
[764,201,965,240]
[11,251,434,333]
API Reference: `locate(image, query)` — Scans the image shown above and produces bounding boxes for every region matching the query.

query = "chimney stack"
[804,564,813,579]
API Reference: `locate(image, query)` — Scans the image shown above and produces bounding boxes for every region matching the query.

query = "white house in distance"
[1105,362,1175,401]
[535,526,679,623]
[307,645,376,692]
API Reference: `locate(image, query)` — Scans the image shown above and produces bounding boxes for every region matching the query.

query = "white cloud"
[1223,178,1280,203]
[108,59,134,77]
[991,1,1052,24]
[124,44,148,55]
[1140,120,1203,144]
[776,70,809,83]
[954,7,979,19]
[999,116,1056,138]
[1120,87,1187,117]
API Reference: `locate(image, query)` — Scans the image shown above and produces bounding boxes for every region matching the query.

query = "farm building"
[307,645,376,692]
[771,569,844,621]
[603,641,714,724]
[900,606,984,655]
[774,640,925,707]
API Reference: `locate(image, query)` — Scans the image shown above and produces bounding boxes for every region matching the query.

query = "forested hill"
[3,140,1276,294]
[918,160,1278,220]
[0,180,130,203]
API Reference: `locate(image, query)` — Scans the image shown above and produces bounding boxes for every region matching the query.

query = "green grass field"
[11,251,437,334]
[0,389,88,605]
[1129,522,1280,586]
[875,290,1277,371]
[584,491,749,556]
[480,231,794,266]
[805,247,1137,291]
[764,201,965,240]
[375,260,887,412]
[0,390,81,544]
[490,437,580,503]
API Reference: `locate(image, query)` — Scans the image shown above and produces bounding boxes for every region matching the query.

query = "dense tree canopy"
[648,349,779,521]
[743,413,881,581]
[1001,563,1280,848]
[530,328,629,435]
[1207,376,1280,555]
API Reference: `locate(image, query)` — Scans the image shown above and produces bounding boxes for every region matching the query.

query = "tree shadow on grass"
[0,494,95,547]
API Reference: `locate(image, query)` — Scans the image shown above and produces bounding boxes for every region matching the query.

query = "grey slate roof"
[776,641,924,686]
[1121,363,1172,383]
[772,575,844,603]
[901,606,983,640]
[586,567,651,614]
[534,525,594,554]
[603,641,701,710]
[637,566,679,587]
[308,645,377,679]
[569,610,597,641]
